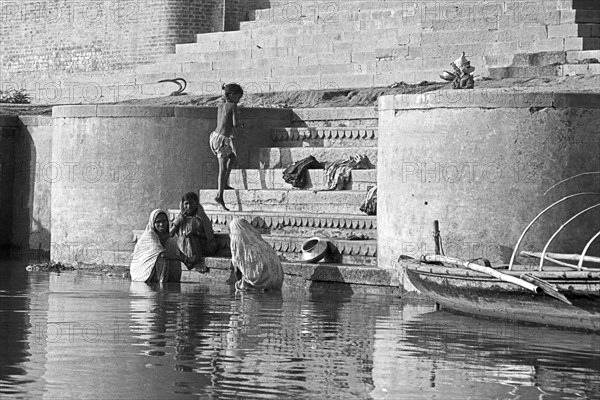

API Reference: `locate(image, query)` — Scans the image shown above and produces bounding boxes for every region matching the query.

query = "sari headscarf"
[229,218,284,291]
[130,209,170,282]
[177,197,218,256]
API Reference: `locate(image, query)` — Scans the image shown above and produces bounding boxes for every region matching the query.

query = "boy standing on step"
[210,83,244,211]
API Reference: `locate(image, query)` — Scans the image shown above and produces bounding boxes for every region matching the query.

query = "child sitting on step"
[210,83,244,211]
[170,192,217,273]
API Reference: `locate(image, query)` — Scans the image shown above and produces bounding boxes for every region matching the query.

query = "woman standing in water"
[130,209,194,283]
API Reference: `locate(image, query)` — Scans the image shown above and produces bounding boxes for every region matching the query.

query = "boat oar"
[423,255,541,294]
[519,273,572,305]
[422,255,572,304]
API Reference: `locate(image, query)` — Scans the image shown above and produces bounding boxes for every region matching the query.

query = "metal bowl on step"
[301,237,329,263]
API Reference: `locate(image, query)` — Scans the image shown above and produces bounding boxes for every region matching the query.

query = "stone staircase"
[177,107,385,286]
[488,49,600,78]
[137,0,600,98]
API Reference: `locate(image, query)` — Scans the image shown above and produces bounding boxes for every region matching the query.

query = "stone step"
[198,189,372,214]
[291,107,378,126]
[246,3,582,27]
[226,169,376,191]
[567,49,600,62]
[560,63,600,75]
[548,23,600,38]
[175,210,377,237]
[188,257,393,287]
[488,65,562,79]
[488,60,600,79]
[511,51,568,67]
[183,208,377,230]
[271,126,377,144]
[132,229,376,265]
[213,233,376,265]
[248,146,378,169]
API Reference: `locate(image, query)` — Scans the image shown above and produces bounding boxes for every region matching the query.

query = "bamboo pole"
[579,231,600,270]
[520,251,584,270]
[539,203,600,271]
[508,192,600,270]
[522,251,600,264]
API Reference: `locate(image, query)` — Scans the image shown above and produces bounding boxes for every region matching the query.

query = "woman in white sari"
[130,209,193,283]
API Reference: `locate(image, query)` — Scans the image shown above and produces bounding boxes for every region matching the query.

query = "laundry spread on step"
[324,154,371,190]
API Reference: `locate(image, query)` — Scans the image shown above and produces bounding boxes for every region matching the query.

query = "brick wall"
[0,1,225,74]
[0,1,252,87]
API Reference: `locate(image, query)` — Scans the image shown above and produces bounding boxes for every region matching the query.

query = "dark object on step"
[578,58,599,64]
[360,185,377,215]
[158,78,187,96]
[283,155,321,188]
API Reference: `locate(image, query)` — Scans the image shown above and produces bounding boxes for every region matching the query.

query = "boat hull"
[405,263,600,331]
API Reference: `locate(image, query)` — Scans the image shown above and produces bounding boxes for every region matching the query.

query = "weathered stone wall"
[0,116,18,249]
[13,116,53,256]
[0,115,53,255]
[0,0,254,102]
[0,0,230,72]
[378,90,600,290]
[49,105,291,267]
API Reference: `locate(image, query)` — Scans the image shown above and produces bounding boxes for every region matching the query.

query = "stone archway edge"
[379,90,600,110]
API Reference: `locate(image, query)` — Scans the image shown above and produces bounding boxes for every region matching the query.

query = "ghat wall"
[3,0,599,104]
[0,0,259,101]
[0,114,52,255]
[0,116,18,248]
[378,90,600,290]
[49,105,291,266]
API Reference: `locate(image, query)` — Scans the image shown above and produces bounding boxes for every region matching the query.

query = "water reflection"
[0,261,48,398]
[1,262,599,400]
[372,308,600,399]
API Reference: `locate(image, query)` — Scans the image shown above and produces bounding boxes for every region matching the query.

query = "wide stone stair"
[137,0,600,98]
[179,107,390,288]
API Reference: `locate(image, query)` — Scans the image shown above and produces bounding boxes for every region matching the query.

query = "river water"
[1,260,599,400]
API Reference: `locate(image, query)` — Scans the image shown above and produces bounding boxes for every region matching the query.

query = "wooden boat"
[405,187,600,331]
[405,262,600,331]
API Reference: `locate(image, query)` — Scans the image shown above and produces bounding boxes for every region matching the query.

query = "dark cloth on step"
[282,155,321,188]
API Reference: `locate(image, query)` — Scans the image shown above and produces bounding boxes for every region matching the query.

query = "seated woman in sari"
[170,192,217,273]
[130,209,194,283]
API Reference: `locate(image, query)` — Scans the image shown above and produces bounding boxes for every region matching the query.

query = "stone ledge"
[52,105,293,119]
[380,89,600,110]
[131,229,377,257]
[52,105,98,118]
[292,107,378,122]
[197,256,395,287]
[96,105,175,118]
[16,115,52,126]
